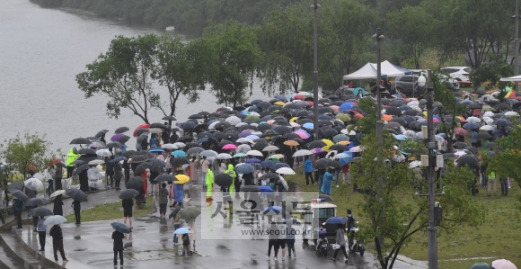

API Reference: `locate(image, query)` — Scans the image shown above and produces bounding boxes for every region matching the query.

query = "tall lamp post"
[312,0,320,141]
[419,73,439,269]
[514,0,520,92]
[373,28,384,146]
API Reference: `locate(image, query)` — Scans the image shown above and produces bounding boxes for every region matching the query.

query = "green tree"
[76,34,160,123]
[199,20,261,107]
[350,134,484,268]
[0,132,51,180]
[489,124,521,188]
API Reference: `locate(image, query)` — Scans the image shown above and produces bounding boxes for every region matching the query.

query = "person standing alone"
[112,229,124,266]
[49,224,67,262]
[37,216,47,251]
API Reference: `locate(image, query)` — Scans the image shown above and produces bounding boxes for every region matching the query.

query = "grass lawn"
[285,167,521,269]
[65,196,155,223]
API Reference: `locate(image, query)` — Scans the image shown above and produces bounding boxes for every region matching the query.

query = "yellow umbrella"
[289,116,299,123]
[321,139,334,152]
[268,154,284,160]
[274,101,285,106]
[283,140,299,147]
[174,174,190,184]
[336,140,351,145]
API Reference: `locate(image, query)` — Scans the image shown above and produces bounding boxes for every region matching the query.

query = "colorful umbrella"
[174,174,190,184]
[173,227,192,235]
[222,143,238,150]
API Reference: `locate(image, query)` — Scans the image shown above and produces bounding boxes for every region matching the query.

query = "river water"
[0,0,266,155]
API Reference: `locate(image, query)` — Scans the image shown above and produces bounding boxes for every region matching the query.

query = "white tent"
[500,75,521,82]
[343,60,412,80]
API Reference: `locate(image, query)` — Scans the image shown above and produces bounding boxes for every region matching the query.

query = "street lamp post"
[419,73,439,269]
[312,0,320,141]
[514,0,520,92]
[373,28,384,146]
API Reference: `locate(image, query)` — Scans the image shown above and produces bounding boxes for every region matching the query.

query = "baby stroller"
[315,228,329,256]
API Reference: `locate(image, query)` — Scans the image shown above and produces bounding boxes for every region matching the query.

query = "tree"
[0,132,51,181]
[489,124,521,188]
[76,34,160,123]
[350,133,483,269]
[199,20,261,107]
[152,35,204,120]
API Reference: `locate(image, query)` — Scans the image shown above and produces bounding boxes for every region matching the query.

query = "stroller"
[315,228,329,256]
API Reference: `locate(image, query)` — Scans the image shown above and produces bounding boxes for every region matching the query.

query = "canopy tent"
[343,60,412,80]
[500,75,521,82]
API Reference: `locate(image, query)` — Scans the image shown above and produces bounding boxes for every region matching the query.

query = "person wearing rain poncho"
[224,161,236,196]
[320,168,334,195]
[66,147,79,178]
[205,164,214,202]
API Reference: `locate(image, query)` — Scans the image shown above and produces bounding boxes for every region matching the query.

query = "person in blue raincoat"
[173,181,184,207]
[320,168,334,195]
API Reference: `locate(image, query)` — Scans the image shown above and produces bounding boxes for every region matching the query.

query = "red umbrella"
[50,158,62,166]
[133,123,150,137]
[454,127,467,136]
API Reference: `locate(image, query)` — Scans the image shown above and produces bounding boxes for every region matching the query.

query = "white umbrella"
[162,143,178,150]
[236,144,251,154]
[408,160,422,168]
[43,215,67,226]
[262,145,279,152]
[293,149,313,157]
[88,159,105,165]
[246,150,264,157]
[173,142,186,149]
[96,149,112,157]
[466,116,481,124]
[479,125,494,131]
[276,167,295,175]
[225,115,242,125]
[50,189,66,198]
[505,111,520,117]
[199,150,218,158]
[216,153,232,160]
[236,137,254,144]
[24,177,44,191]
[491,259,517,269]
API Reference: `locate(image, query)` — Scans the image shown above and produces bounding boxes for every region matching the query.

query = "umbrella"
[222,144,238,151]
[78,148,96,155]
[155,174,175,182]
[43,215,67,226]
[454,127,468,136]
[453,141,468,149]
[95,149,112,157]
[186,147,204,156]
[24,177,44,191]
[65,189,88,202]
[245,158,261,163]
[149,148,165,154]
[246,150,264,157]
[134,162,150,175]
[306,140,326,149]
[50,189,66,198]
[259,185,274,193]
[29,207,53,217]
[241,185,260,192]
[283,140,299,147]
[491,259,517,269]
[174,174,190,184]
[293,149,313,157]
[180,206,201,222]
[324,216,347,225]
[263,206,283,215]
[8,181,25,191]
[468,263,492,269]
[235,163,255,174]
[173,227,192,235]
[215,173,233,187]
[276,167,295,175]
[262,145,279,152]
[110,156,127,163]
[171,150,187,157]
[126,177,145,190]
[115,126,130,134]
[456,155,479,169]
[111,222,131,233]
[170,157,190,167]
[409,160,422,168]
[261,172,279,180]
[88,159,105,166]
[217,153,232,160]
[145,159,166,173]
[25,197,48,207]
[318,194,333,202]
[463,122,480,130]
[199,150,218,158]
[10,190,29,202]
[119,189,139,199]
[70,137,91,145]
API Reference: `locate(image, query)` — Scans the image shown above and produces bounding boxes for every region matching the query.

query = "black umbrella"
[482,142,495,150]
[116,135,130,144]
[495,118,511,127]
[170,157,190,167]
[119,189,139,199]
[180,206,201,222]
[453,142,468,149]
[169,205,183,219]
[150,122,168,129]
[329,144,347,152]
[135,129,149,137]
[456,155,479,169]
[163,115,177,121]
[7,181,24,191]
[29,207,53,217]
[214,173,233,187]
[110,156,128,163]
[95,129,109,138]
[106,141,123,148]
[25,197,48,207]
[130,155,149,163]
[315,158,335,170]
[145,159,166,173]
[65,189,88,202]
[73,164,90,176]
[306,140,326,149]
[261,172,280,180]
[70,137,91,145]
[126,177,145,190]
[77,148,96,155]
[155,174,175,182]
[115,126,129,134]
[111,222,131,233]
[134,162,150,175]
[10,190,29,202]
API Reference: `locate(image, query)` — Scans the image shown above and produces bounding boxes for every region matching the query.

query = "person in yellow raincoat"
[205,164,214,202]
[224,161,236,196]
[66,147,80,178]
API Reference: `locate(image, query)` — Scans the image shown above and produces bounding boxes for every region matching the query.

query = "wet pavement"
[13,184,428,268]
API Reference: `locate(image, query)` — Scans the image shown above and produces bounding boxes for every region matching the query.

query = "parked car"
[441,66,472,86]
[392,75,426,97]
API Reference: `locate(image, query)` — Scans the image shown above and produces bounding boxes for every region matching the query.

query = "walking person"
[158,183,169,218]
[304,156,314,185]
[72,200,81,224]
[286,224,296,259]
[53,194,63,216]
[37,216,47,251]
[112,229,125,266]
[49,224,67,262]
[205,164,214,202]
[331,224,349,264]
[13,197,23,228]
[182,233,192,256]
[266,222,279,260]
[122,198,134,230]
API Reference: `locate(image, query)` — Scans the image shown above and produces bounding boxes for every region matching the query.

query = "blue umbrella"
[173,227,192,235]
[273,162,289,170]
[259,185,274,193]
[149,148,165,154]
[110,156,127,163]
[259,160,276,170]
[263,206,283,215]
[339,102,355,111]
[463,122,480,130]
[336,152,353,165]
[393,134,407,141]
[171,150,187,157]
[111,222,131,233]
[302,122,314,130]
[324,217,347,225]
[245,158,261,163]
[235,163,255,174]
